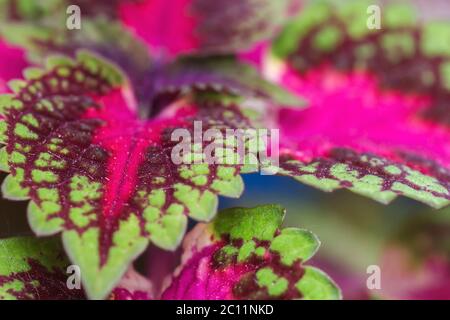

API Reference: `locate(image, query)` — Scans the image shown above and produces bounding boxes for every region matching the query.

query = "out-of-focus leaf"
[267,1,450,208]
[119,0,300,56]
[0,236,84,300]
[146,56,304,109]
[0,39,28,93]
[378,210,450,299]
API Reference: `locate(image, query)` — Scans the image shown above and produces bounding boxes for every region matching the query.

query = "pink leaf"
[119,0,298,57]
[269,2,450,208]
[162,205,340,300]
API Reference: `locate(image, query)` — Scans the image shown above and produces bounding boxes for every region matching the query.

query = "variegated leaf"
[119,0,299,56]
[0,51,260,299]
[268,1,450,208]
[162,204,341,300]
[0,236,153,300]
[0,236,84,300]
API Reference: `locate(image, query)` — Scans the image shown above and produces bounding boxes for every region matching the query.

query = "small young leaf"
[161,204,341,300]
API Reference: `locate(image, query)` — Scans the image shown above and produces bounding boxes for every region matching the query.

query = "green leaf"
[0,50,270,299]
[162,205,341,300]
[270,1,450,208]
[154,56,305,108]
[0,236,153,300]
[0,236,84,300]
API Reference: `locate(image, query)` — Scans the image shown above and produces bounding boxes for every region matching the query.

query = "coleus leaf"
[268,1,450,208]
[0,38,28,93]
[71,0,139,19]
[0,236,153,300]
[0,0,152,76]
[37,19,154,109]
[0,2,150,64]
[0,51,260,299]
[0,236,84,300]
[380,247,450,299]
[2,19,301,114]
[119,0,299,56]
[0,0,301,113]
[161,204,341,300]
[145,55,304,110]
[109,266,153,300]
[0,0,135,21]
